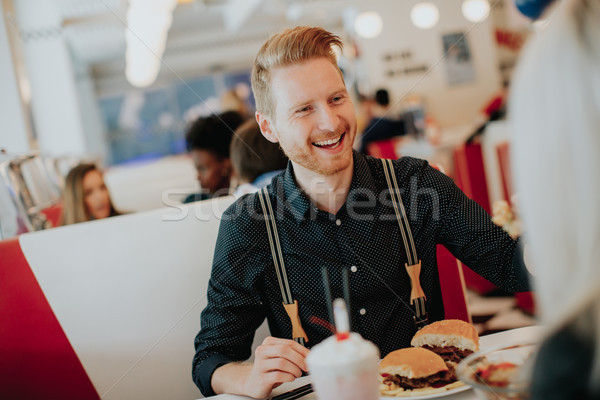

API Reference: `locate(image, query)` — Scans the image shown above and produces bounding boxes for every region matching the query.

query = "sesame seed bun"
[410,319,479,352]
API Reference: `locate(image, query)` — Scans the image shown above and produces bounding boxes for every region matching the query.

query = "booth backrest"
[103,155,199,213]
[0,196,275,400]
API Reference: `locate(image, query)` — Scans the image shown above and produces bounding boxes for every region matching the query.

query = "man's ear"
[256,111,279,144]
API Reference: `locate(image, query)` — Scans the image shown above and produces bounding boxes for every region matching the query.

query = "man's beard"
[279,136,353,176]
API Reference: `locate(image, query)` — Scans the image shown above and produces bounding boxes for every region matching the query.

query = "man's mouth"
[312,133,345,149]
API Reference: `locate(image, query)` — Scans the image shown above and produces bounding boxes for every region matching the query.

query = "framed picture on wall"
[442,32,476,85]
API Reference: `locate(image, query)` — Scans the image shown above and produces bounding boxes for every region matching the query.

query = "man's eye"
[332,95,344,103]
[297,106,311,113]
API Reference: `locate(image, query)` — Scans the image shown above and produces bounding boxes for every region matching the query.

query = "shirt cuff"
[193,353,235,397]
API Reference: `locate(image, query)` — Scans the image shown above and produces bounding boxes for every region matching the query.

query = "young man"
[192,26,530,398]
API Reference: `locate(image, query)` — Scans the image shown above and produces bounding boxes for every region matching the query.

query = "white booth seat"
[0,196,269,400]
[103,154,200,213]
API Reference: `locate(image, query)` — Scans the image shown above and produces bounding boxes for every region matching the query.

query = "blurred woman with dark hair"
[61,163,120,225]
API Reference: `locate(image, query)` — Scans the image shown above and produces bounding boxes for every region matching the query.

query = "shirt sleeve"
[192,200,268,396]
[429,165,531,293]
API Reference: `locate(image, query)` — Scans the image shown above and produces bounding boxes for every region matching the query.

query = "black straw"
[321,267,334,332]
[342,267,352,331]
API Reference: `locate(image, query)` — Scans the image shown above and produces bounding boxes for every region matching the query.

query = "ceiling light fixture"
[354,11,383,39]
[410,2,439,29]
[125,0,177,88]
[462,0,490,23]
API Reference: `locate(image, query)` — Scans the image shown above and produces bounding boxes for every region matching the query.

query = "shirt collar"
[348,151,378,203]
[281,162,313,221]
[280,151,379,222]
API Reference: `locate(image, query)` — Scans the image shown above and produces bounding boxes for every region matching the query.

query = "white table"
[206,326,544,400]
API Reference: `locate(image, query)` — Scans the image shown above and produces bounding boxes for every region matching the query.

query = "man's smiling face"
[258,57,357,176]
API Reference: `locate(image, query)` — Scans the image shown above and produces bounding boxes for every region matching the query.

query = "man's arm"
[211,337,310,399]
[427,165,532,292]
[192,200,268,396]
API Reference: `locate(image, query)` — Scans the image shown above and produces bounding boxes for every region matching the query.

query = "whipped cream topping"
[307,333,380,376]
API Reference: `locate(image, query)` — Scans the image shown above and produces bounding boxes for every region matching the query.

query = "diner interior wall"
[3,0,112,162]
[356,0,501,128]
[0,0,32,154]
[72,54,108,165]
[14,0,89,157]
[91,0,501,130]
[6,0,508,163]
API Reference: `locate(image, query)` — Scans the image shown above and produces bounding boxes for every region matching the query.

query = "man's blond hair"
[251,26,344,118]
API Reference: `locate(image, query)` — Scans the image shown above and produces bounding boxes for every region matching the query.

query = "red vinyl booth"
[0,197,249,400]
[0,238,98,399]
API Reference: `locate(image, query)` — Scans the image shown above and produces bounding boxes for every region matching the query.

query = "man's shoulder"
[222,191,262,218]
[360,153,429,178]
[221,177,285,225]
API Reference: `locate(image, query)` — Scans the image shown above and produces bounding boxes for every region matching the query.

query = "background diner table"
[204,326,544,400]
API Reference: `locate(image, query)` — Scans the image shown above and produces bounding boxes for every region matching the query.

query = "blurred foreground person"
[511,0,600,398]
[61,164,120,225]
[230,119,288,196]
[184,111,244,203]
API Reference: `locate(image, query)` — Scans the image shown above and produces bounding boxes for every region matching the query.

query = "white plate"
[380,384,471,399]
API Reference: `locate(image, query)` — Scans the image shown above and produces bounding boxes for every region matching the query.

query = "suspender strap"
[258,187,308,345]
[381,159,429,329]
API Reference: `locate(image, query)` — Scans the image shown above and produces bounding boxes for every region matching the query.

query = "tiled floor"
[466,289,537,336]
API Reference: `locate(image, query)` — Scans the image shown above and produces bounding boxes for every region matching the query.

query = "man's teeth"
[314,135,342,146]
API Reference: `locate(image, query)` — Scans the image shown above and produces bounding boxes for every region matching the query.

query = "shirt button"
[335,219,341,226]
[359,308,366,315]
[351,265,357,273]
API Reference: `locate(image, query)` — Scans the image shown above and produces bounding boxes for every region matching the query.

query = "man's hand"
[211,336,310,399]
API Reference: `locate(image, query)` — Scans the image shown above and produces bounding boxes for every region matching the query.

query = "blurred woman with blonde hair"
[511,0,600,397]
[61,163,120,225]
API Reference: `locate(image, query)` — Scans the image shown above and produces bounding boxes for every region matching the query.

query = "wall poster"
[442,32,476,85]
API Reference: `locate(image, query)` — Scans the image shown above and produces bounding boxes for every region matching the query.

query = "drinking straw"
[342,267,352,331]
[333,298,350,340]
[321,267,335,332]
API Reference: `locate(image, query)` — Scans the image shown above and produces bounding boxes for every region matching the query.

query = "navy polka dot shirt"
[192,151,530,396]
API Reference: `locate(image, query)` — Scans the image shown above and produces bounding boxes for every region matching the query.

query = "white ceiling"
[40,0,353,94]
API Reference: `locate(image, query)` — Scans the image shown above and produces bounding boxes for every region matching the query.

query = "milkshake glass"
[306,300,380,400]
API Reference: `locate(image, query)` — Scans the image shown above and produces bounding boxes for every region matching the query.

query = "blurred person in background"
[358,88,405,154]
[511,0,600,398]
[221,89,250,118]
[184,111,244,203]
[61,164,120,225]
[230,119,288,197]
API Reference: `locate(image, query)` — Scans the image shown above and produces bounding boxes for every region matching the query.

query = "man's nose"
[316,105,338,132]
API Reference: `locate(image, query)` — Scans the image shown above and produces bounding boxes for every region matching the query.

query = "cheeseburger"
[410,319,479,376]
[379,347,463,397]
